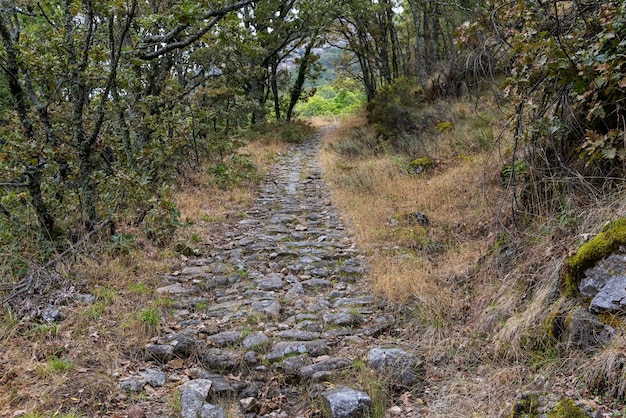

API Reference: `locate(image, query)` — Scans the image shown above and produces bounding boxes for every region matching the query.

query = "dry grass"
[319,97,626,416]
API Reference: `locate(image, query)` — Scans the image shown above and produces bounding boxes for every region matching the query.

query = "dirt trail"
[124,129,420,417]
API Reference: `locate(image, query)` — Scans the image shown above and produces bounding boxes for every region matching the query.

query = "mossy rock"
[509,393,540,418]
[407,157,434,174]
[561,218,626,297]
[547,398,588,418]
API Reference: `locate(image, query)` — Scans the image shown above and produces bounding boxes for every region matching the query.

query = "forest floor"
[2,96,626,417]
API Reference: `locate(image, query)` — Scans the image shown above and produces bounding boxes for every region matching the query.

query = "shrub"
[366,78,425,137]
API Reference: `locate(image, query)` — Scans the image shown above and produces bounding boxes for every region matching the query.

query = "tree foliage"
[486,0,626,215]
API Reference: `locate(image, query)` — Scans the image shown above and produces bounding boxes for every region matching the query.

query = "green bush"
[366,78,425,137]
[209,155,260,190]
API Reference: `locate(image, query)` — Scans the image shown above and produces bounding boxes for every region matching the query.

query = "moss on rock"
[407,157,434,174]
[547,398,588,418]
[509,393,540,418]
[561,218,626,296]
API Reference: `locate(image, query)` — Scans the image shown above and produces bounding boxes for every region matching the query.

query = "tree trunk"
[286,36,316,121]
[0,10,56,237]
[270,58,281,120]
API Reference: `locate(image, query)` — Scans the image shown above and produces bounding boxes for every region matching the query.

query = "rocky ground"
[118,129,423,417]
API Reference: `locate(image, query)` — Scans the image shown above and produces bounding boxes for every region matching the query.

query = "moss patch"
[547,398,588,418]
[561,218,626,296]
[509,393,540,418]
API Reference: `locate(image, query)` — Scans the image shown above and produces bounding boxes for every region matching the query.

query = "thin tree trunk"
[287,36,317,121]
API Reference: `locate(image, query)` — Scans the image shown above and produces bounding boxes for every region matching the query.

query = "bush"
[331,126,379,158]
[366,78,425,137]
[209,154,260,190]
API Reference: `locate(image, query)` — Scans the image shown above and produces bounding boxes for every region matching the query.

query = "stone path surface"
[122,130,422,417]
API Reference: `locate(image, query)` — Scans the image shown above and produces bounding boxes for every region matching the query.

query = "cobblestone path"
[123,130,421,418]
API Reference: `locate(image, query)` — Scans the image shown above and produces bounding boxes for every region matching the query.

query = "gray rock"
[580,254,626,299]
[239,397,260,413]
[202,348,240,372]
[73,294,95,304]
[282,354,310,375]
[200,404,227,418]
[145,344,174,363]
[164,333,196,358]
[179,379,212,418]
[266,340,329,362]
[243,351,260,365]
[300,357,350,378]
[557,307,615,350]
[295,320,324,333]
[589,276,626,314]
[208,331,241,347]
[332,296,375,308]
[320,387,372,418]
[275,330,321,340]
[120,378,144,393]
[251,300,281,318]
[303,278,332,288]
[202,373,236,398]
[42,305,63,323]
[139,369,166,387]
[242,332,270,350]
[285,283,305,298]
[323,312,362,326]
[156,283,196,295]
[257,274,284,291]
[362,315,395,337]
[367,348,423,387]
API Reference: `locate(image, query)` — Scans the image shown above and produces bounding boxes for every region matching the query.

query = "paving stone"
[202,348,240,372]
[266,340,330,362]
[139,369,166,387]
[320,387,372,418]
[207,331,241,347]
